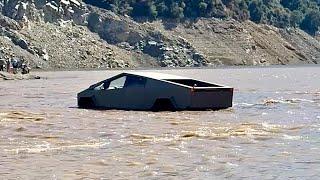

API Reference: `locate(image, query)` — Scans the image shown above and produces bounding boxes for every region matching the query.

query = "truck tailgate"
[191,87,233,109]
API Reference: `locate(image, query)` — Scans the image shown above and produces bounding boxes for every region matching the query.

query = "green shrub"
[84,0,320,35]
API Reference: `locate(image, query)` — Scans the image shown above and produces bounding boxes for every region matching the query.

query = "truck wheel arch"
[78,96,96,109]
[151,98,176,111]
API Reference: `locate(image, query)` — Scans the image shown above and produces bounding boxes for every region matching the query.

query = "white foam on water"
[4,141,109,154]
[234,103,255,107]
[226,162,239,167]
[282,134,301,141]
[0,112,8,116]
[292,98,315,103]
[261,122,283,129]
[263,98,315,106]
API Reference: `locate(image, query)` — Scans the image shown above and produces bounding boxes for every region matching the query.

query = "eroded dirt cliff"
[0,0,319,69]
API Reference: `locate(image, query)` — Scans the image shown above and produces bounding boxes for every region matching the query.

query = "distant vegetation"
[84,0,320,35]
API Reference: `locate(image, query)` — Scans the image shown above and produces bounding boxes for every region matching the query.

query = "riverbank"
[2,64,320,81]
[0,72,41,81]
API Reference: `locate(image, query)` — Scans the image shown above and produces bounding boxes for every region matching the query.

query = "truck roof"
[125,72,190,80]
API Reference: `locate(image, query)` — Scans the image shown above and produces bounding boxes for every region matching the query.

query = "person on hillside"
[6,59,11,73]
[0,59,5,71]
[12,58,19,74]
[21,63,30,74]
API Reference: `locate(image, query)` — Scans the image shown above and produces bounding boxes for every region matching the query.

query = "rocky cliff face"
[0,0,154,69]
[0,0,319,69]
[1,0,86,24]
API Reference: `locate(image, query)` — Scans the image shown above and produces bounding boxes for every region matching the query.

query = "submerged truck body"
[77,72,233,111]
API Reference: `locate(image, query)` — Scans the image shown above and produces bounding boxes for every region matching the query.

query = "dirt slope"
[150,19,320,66]
[0,0,319,70]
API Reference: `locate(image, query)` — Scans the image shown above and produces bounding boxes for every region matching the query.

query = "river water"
[0,67,319,179]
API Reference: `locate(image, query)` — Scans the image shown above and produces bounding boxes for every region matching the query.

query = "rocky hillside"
[0,0,319,70]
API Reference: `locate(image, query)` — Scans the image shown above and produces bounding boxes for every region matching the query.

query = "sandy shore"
[0,72,40,80]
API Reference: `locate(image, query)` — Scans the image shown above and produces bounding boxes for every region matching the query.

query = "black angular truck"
[78,72,233,111]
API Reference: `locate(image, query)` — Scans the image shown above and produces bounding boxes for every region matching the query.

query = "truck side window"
[107,76,127,89]
[125,76,146,88]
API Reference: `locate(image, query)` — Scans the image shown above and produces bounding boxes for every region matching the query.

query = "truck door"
[94,76,127,108]
[123,76,146,110]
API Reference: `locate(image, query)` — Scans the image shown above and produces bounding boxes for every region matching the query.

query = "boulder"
[15,1,28,20]
[17,38,28,49]
[43,2,60,22]
[143,41,164,57]
[61,0,71,6]
[0,14,21,30]
[316,31,320,41]
[43,53,49,61]
[70,0,81,7]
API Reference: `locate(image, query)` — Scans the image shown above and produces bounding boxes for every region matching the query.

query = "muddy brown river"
[0,67,320,179]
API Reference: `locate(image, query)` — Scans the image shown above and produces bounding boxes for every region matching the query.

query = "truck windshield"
[108,76,127,89]
[93,75,146,90]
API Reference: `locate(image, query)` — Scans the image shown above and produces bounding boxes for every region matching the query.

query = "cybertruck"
[77,72,233,111]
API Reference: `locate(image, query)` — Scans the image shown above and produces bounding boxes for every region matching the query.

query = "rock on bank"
[0,71,40,80]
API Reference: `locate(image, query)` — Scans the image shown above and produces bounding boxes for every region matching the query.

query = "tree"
[170,2,184,19]
[208,0,228,18]
[248,0,265,23]
[131,1,158,19]
[156,2,169,17]
[88,13,101,31]
[150,3,158,18]
[273,8,291,28]
[301,9,320,34]
[199,2,208,17]
[290,10,304,27]
[83,0,320,35]
[280,0,303,11]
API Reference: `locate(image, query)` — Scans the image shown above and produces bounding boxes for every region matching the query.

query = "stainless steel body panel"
[77,72,233,110]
